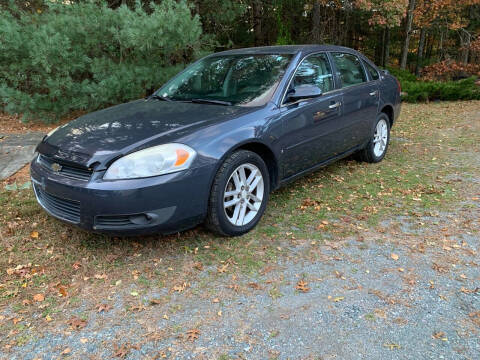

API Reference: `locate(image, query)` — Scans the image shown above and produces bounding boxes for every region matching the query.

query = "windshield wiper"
[149,94,174,102]
[190,98,232,106]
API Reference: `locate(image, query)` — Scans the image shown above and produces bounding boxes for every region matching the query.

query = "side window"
[331,53,367,88]
[291,53,334,94]
[364,61,380,81]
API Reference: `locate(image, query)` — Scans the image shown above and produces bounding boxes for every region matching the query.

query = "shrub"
[402,77,480,103]
[421,61,480,81]
[0,0,202,122]
[386,67,418,83]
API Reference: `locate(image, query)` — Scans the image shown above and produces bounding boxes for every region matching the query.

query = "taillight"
[396,78,401,93]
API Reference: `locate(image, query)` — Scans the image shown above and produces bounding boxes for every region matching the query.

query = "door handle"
[329,102,341,109]
[369,91,378,96]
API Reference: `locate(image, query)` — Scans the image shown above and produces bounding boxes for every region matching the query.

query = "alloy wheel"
[223,163,264,226]
[373,119,388,157]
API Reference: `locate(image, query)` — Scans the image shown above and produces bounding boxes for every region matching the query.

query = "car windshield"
[156,54,293,107]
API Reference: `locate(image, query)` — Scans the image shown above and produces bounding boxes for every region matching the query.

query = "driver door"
[280,53,343,178]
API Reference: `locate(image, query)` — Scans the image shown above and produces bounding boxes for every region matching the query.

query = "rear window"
[331,53,367,88]
[364,61,380,81]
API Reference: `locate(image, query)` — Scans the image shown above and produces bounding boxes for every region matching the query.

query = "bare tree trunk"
[460,29,471,64]
[380,28,386,67]
[400,0,416,70]
[252,0,262,46]
[426,32,434,62]
[376,29,384,66]
[312,0,321,43]
[438,28,446,61]
[383,27,390,67]
[415,28,426,76]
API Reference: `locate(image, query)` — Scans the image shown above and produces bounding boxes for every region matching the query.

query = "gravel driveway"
[4,206,478,360]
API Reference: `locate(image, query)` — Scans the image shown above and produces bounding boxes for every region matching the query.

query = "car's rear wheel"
[206,150,270,236]
[356,113,390,163]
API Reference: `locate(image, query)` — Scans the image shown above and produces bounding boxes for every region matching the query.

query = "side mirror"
[287,84,322,102]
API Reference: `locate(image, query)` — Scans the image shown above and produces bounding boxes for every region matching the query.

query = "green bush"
[402,77,480,102]
[386,67,418,83]
[386,67,480,102]
[0,0,202,122]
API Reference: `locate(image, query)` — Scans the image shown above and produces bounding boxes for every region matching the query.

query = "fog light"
[128,214,151,225]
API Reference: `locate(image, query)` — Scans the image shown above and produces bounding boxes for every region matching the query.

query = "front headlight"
[103,143,196,180]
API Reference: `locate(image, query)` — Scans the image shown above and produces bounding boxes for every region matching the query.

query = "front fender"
[178,104,283,198]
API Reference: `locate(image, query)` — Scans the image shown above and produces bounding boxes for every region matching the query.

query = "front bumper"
[30,158,214,235]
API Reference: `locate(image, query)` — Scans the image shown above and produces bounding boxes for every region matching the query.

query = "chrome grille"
[37,155,92,181]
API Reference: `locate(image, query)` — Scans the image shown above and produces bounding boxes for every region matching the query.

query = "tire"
[356,113,391,163]
[206,150,270,236]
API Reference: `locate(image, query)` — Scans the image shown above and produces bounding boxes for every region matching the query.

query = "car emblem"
[51,163,62,172]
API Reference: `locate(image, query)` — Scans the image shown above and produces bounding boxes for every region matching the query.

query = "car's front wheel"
[206,150,270,236]
[356,113,391,163]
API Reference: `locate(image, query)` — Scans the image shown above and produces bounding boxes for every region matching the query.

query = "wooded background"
[2,0,480,121]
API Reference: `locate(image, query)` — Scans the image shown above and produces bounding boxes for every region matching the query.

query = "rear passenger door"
[331,52,379,150]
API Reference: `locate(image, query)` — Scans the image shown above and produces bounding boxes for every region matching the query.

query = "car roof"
[215,44,358,56]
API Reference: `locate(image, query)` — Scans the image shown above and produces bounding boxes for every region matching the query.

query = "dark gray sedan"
[31,45,401,236]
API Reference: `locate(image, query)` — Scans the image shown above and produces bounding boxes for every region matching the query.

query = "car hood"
[38,99,256,168]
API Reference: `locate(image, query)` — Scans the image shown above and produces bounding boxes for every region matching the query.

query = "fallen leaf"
[186,329,200,341]
[57,286,68,297]
[248,282,262,290]
[333,296,345,302]
[94,274,108,280]
[432,331,447,341]
[217,264,229,273]
[33,293,45,302]
[113,343,129,358]
[460,287,480,294]
[67,317,87,330]
[30,231,39,239]
[95,303,111,313]
[374,308,387,319]
[172,282,189,293]
[295,280,310,293]
[383,343,401,350]
[129,304,145,312]
[61,348,71,355]
[469,311,480,326]
[391,253,399,261]
[80,338,88,344]
[432,263,449,273]
[149,299,162,305]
